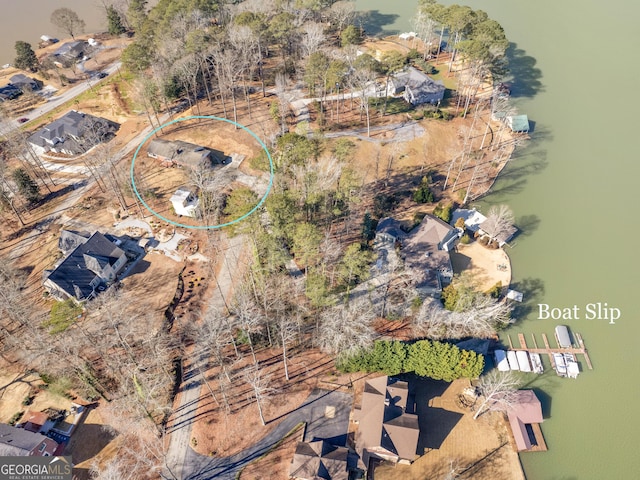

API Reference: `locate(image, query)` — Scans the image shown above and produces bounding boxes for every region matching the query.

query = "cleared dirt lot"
[450,240,512,292]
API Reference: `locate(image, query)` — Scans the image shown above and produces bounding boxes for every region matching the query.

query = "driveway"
[169,389,352,480]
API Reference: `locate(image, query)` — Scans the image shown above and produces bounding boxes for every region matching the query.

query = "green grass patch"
[43,299,83,334]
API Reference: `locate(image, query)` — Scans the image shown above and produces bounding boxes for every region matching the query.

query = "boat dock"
[507,332,593,370]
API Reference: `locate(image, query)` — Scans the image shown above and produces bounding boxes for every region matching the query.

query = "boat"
[530,353,544,374]
[553,352,567,377]
[555,325,572,348]
[564,353,580,379]
[494,349,510,372]
[507,350,520,371]
[516,350,532,372]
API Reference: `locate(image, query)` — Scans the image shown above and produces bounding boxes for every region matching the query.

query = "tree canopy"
[50,8,86,40]
[14,41,38,72]
[338,339,485,381]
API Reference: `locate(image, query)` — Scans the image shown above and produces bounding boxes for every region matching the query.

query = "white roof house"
[170,187,199,217]
[451,208,487,232]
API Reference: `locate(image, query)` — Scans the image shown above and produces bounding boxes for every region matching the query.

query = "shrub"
[460,233,471,244]
[9,411,24,426]
[412,176,434,203]
[433,202,452,223]
[487,281,503,299]
[43,299,83,334]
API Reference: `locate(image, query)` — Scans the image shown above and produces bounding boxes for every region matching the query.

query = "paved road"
[0,62,122,131]
[172,389,352,480]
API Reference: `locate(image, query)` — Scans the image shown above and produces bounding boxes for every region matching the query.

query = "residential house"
[27,110,120,156]
[170,187,199,217]
[354,376,420,467]
[52,41,87,66]
[289,440,351,480]
[376,214,458,297]
[10,74,42,92]
[478,217,517,247]
[43,231,127,302]
[17,411,51,434]
[505,390,545,451]
[147,139,224,169]
[389,67,445,106]
[0,423,64,456]
[0,83,22,101]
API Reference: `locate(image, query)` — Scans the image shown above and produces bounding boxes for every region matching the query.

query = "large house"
[52,41,88,66]
[354,376,420,466]
[376,214,458,297]
[43,230,128,302]
[0,423,63,456]
[289,440,351,480]
[147,139,224,169]
[27,110,120,156]
[389,67,446,106]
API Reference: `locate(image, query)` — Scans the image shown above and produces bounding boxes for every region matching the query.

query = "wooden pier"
[507,331,593,370]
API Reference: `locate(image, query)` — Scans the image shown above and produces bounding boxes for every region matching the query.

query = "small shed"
[507,114,530,133]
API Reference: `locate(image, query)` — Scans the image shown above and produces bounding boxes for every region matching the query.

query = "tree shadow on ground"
[358,10,400,37]
[408,376,463,453]
[505,42,544,99]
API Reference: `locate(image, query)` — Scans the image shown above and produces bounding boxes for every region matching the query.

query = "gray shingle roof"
[45,231,125,300]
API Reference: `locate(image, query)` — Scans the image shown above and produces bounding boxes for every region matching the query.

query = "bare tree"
[317,297,376,358]
[327,1,356,32]
[50,8,85,39]
[300,22,326,58]
[482,204,515,246]
[243,364,276,426]
[347,65,376,137]
[274,73,289,136]
[473,370,522,420]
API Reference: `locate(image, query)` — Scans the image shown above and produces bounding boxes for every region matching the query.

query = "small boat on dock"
[553,352,567,377]
[507,350,520,371]
[530,353,544,374]
[555,325,572,348]
[516,350,532,372]
[564,353,580,379]
[494,350,510,372]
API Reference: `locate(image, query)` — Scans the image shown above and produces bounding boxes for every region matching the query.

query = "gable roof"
[27,110,120,154]
[357,376,420,463]
[59,230,91,253]
[147,139,222,168]
[0,423,57,456]
[479,217,517,245]
[290,440,349,480]
[9,74,41,91]
[506,390,543,451]
[45,231,125,300]
[401,214,457,291]
[54,41,85,58]
[392,67,445,96]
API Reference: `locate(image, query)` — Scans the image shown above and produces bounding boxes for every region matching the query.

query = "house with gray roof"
[147,139,225,169]
[10,74,42,92]
[354,376,420,466]
[0,83,22,101]
[43,231,127,302]
[52,41,87,66]
[389,67,445,106]
[0,423,63,456]
[376,214,458,297]
[27,110,120,156]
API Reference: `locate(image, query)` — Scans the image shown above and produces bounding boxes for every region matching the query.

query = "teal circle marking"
[130,115,274,229]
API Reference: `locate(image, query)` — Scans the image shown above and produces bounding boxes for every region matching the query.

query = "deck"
[507,332,593,370]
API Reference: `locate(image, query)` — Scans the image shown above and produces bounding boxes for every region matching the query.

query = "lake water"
[0,1,114,65]
[357,0,640,478]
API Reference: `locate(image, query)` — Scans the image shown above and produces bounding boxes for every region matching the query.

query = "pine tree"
[14,41,38,72]
[12,168,40,204]
[106,6,126,35]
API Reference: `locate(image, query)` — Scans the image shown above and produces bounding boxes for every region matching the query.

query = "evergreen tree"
[12,168,40,204]
[14,41,38,72]
[106,6,126,35]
